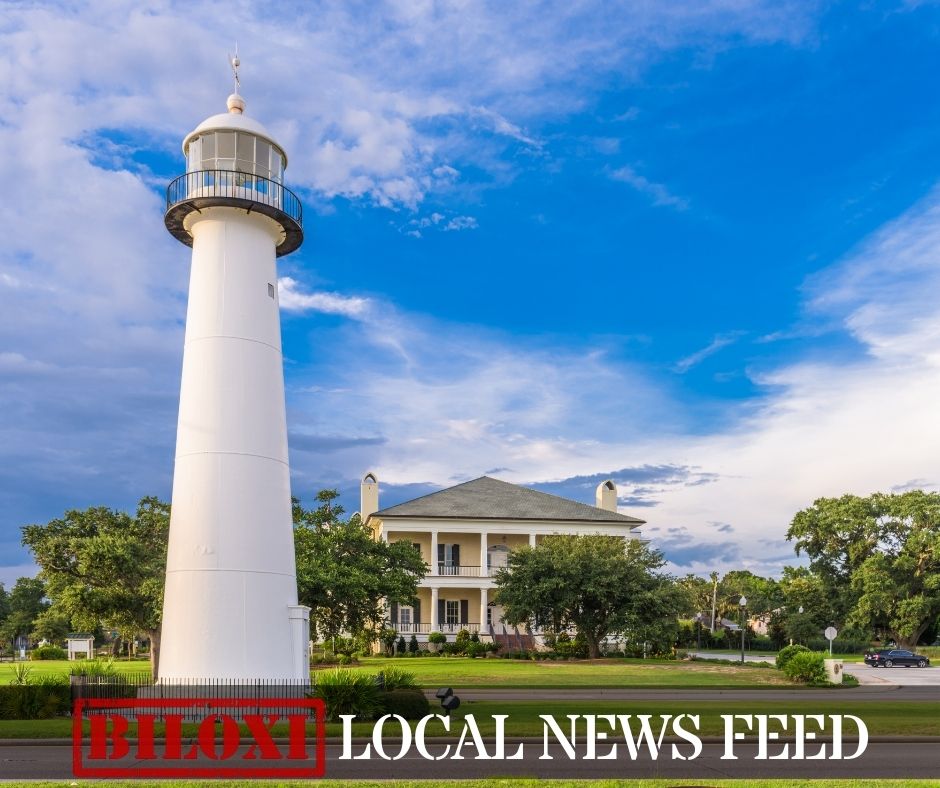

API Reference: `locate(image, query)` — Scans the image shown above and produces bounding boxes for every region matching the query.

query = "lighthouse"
[160,61,309,682]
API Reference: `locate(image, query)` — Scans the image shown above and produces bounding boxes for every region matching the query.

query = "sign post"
[824,626,838,655]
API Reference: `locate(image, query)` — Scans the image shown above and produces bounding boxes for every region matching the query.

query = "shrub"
[0,678,71,719]
[776,644,810,670]
[69,659,120,679]
[408,634,419,654]
[465,641,487,659]
[312,669,382,721]
[783,651,828,685]
[396,636,407,655]
[31,646,67,661]
[380,628,398,656]
[380,688,430,719]
[455,629,471,645]
[428,632,446,645]
[380,667,418,691]
[469,632,480,643]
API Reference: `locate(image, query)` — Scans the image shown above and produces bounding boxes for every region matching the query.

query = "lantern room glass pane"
[217,132,235,158]
[201,133,215,161]
[236,133,254,163]
[255,140,271,177]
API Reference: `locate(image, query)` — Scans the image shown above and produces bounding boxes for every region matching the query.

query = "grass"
[694,646,940,663]
[4,782,940,788]
[0,656,799,688]
[0,659,148,684]
[2,699,935,739]
[341,656,795,688]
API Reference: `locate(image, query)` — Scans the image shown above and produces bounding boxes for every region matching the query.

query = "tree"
[293,490,427,642]
[0,583,9,624]
[777,566,830,645]
[493,535,683,658]
[788,490,940,648]
[30,606,72,644]
[21,497,169,675]
[0,577,49,648]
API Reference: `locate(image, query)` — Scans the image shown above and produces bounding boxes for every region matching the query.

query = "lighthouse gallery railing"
[166,169,303,229]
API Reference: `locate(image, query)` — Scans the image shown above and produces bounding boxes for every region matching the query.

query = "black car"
[864,649,930,668]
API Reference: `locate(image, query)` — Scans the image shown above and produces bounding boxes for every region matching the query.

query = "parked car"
[863,649,930,668]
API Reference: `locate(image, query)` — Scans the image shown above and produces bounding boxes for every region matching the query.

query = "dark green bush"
[380,689,430,719]
[31,646,67,661]
[0,680,71,719]
[312,669,382,721]
[776,644,810,670]
[428,631,446,645]
[465,641,487,659]
[396,635,407,655]
[408,634,419,654]
[783,651,828,685]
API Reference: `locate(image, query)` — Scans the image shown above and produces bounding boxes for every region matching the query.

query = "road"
[690,651,940,687]
[3,741,938,780]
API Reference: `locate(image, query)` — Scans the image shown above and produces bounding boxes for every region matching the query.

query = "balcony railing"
[393,622,480,634]
[164,169,303,257]
[393,622,432,634]
[437,564,483,577]
[437,623,481,634]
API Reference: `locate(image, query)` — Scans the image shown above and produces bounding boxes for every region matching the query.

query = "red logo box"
[72,696,325,779]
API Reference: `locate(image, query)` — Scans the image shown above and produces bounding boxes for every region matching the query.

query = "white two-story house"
[361,474,644,646]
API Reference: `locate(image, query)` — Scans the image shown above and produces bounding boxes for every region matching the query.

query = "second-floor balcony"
[436,564,482,577]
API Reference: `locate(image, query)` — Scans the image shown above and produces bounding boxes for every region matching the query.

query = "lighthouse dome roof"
[182,96,287,166]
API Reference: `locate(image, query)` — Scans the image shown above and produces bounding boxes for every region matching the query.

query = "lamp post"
[739,596,747,663]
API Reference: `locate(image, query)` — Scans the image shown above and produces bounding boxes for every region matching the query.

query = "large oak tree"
[21,497,169,675]
[788,490,940,648]
[494,534,684,658]
[293,490,427,643]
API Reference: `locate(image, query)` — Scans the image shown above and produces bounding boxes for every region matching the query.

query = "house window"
[438,543,460,574]
[445,600,459,625]
[400,606,413,627]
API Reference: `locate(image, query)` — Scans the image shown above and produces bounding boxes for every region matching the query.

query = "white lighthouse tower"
[160,60,309,682]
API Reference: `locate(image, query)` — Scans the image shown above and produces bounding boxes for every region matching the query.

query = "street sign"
[824,626,838,655]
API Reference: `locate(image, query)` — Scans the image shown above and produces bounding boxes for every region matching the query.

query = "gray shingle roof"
[372,476,645,525]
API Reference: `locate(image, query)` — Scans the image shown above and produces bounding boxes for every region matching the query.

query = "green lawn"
[0,659,149,684]
[341,656,795,687]
[0,656,797,688]
[1,699,936,739]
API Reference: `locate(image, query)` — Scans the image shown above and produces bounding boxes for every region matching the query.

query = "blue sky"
[3,0,940,585]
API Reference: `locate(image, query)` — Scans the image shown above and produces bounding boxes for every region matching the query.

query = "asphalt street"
[3,741,938,780]
[689,651,940,687]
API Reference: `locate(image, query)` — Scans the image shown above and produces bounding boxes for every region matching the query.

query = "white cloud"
[283,188,940,579]
[609,165,689,210]
[278,277,372,318]
[673,333,743,373]
[0,0,822,571]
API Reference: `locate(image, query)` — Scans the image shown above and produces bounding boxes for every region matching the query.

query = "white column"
[380,529,388,544]
[431,530,439,576]
[480,530,488,577]
[480,587,488,633]
[529,532,536,547]
[431,587,439,630]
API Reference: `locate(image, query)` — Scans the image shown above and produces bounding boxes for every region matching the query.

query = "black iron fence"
[71,675,315,721]
[166,169,303,229]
